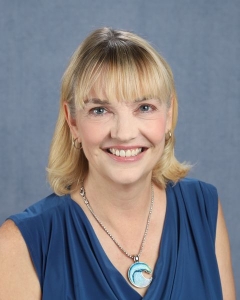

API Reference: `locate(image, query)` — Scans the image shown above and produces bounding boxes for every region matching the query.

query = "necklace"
[80,183,154,289]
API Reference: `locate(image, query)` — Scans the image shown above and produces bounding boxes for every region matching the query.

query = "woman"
[0,28,236,299]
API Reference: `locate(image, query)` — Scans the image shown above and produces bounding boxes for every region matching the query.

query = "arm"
[0,220,41,300]
[215,201,236,300]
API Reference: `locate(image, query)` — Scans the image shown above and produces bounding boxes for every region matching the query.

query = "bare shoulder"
[0,220,41,299]
[216,201,236,300]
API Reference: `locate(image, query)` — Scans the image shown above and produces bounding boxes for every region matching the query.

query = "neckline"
[66,183,171,299]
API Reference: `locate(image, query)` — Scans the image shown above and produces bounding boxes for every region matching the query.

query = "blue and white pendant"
[128,256,152,288]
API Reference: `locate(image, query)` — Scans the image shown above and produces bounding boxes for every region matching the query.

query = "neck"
[82,173,153,220]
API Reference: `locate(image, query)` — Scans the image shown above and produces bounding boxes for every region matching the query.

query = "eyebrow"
[84,97,151,105]
[134,97,151,103]
[84,98,110,105]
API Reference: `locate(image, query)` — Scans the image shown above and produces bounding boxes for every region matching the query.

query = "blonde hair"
[47,27,190,195]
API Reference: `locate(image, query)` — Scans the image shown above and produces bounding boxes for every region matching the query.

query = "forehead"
[85,85,156,105]
[83,71,162,104]
[74,59,172,110]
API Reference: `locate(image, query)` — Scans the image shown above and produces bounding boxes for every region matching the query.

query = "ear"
[64,102,80,140]
[166,97,173,133]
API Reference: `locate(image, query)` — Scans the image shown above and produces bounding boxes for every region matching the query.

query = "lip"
[103,146,148,162]
[103,145,145,150]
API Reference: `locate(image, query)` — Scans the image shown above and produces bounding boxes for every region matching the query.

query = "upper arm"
[0,220,41,300]
[215,200,236,300]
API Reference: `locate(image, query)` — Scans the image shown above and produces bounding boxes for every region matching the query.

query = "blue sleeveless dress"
[8,178,223,299]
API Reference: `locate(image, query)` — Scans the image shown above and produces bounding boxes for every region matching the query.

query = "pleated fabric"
[8,178,223,299]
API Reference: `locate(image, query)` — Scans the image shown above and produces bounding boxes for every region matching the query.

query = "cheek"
[78,121,108,146]
[146,118,167,144]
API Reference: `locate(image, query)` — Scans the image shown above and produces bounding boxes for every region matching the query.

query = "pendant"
[127,256,153,288]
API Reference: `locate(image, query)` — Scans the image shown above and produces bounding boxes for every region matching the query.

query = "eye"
[90,107,107,115]
[138,104,154,112]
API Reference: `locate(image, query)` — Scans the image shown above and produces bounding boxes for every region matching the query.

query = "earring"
[73,138,82,150]
[165,130,172,141]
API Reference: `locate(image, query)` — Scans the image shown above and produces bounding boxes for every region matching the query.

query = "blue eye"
[90,107,107,115]
[139,104,153,112]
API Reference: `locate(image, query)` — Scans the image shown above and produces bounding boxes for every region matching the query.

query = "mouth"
[107,147,146,157]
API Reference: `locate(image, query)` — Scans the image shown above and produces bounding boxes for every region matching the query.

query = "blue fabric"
[8,178,223,299]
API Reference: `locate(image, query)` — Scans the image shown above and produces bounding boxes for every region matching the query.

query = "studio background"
[0,0,239,296]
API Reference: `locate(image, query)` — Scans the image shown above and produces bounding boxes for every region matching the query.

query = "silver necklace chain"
[80,183,154,261]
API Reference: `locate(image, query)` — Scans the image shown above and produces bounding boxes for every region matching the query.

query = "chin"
[105,172,150,186]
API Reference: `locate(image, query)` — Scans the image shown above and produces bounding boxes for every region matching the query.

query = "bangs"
[73,43,173,108]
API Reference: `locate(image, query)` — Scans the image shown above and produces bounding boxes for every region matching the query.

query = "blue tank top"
[8,178,223,299]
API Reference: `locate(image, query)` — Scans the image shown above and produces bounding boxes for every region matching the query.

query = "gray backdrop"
[0,0,239,295]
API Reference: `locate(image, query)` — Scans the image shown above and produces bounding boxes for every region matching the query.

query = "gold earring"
[165,130,172,141]
[73,138,82,150]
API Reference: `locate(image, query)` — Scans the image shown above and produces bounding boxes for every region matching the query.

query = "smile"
[108,148,143,157]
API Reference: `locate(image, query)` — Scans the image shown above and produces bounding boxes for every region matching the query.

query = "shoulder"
[215,203,236,299]
[4,193,72,287]
[21,192,70,214]
[177,176,218,206]
[173,177,218,207]
[7,193,69,245]
[176,177,217,194]
[170,178,219,238]
[0,220,29,266]
[0,220,41,299]
[7,192,72,243]
[0,219,23,250]
[9,193,71,226]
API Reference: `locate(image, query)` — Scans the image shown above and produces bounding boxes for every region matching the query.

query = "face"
[65,89,173,186]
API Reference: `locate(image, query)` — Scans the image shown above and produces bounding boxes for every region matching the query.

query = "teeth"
[109,148,142,157]
[120,150,125,157]
[126,150,131,157]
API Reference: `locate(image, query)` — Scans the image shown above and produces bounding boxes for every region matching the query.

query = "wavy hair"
[47,27,190,195]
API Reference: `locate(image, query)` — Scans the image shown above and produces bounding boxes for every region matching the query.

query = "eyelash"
[138,104,156,113]
[89,107,108,116]
[88,103,157,117]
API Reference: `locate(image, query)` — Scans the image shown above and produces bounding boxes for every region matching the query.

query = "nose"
[110,112,138,142]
